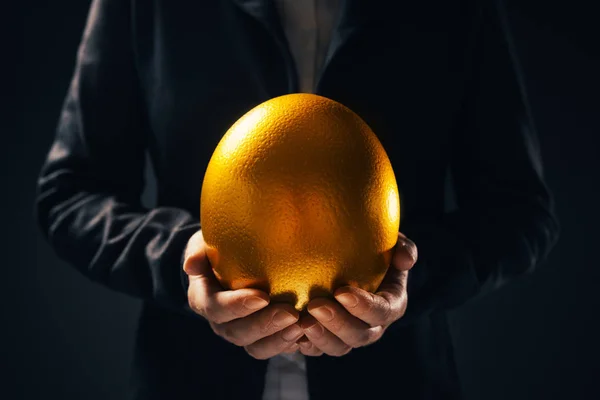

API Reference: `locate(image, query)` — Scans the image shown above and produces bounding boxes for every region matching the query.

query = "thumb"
[183,230,212,277]
[392,232,418,271]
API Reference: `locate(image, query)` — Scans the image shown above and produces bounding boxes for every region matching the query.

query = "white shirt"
[262,1,342,399]
[275,0,341,93]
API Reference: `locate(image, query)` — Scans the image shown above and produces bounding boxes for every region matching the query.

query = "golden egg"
[200,93,400,310]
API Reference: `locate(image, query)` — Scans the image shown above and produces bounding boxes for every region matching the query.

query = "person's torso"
[131,0,478,221]
[128,1,478,398]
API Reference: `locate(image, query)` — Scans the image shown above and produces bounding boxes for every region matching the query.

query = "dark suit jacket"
[35,0,559,398]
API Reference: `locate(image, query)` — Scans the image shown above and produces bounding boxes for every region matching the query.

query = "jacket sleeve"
[35,0,200,316]
[397,0,560,325]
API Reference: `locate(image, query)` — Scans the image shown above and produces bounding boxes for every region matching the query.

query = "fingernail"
[298,340,312,349]
[403,238,418,263]
[303,321,324,337]
[310,306,334,322]
[243,296,269,310]
[286,343,299,352]
[273,311,298,328]
[281,325,304,342]
[336,293,359,308]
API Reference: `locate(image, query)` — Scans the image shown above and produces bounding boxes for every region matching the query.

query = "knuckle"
[376,297,394,325]
[362,292,376,315]
[387,294,406,322]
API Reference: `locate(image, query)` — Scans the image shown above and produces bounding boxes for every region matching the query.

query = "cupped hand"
[183,230,305,359]
[297,232,418,357]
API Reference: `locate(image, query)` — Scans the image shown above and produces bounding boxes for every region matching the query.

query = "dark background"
[6,1,599,399]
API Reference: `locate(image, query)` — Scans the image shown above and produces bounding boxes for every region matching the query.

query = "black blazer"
[35,0,559,399]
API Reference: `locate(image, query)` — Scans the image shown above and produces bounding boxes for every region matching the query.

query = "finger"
[334,273,408,327]
[184,230,272,323]
[183,230,211,277]
[244,324,305,360]
[306,299,384,348]
[182,231,226,302]
[188,277,270,324]
[300,314,352,356]
[393,232,418,271]
[210,304,299,346]
[297,336,324,357]
[376,268,409,321]
[282,343,300,354]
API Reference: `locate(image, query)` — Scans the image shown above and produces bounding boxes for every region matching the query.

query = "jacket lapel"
[231,0,298,91]
[230,0,280,37]
[316,0,376,92]
[231,0,377,94]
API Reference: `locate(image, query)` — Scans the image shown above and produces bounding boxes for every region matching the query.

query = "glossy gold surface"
[201,94,400,310]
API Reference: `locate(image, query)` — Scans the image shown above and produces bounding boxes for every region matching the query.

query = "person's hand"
[183,230,305,359]
[297,232,418,357]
